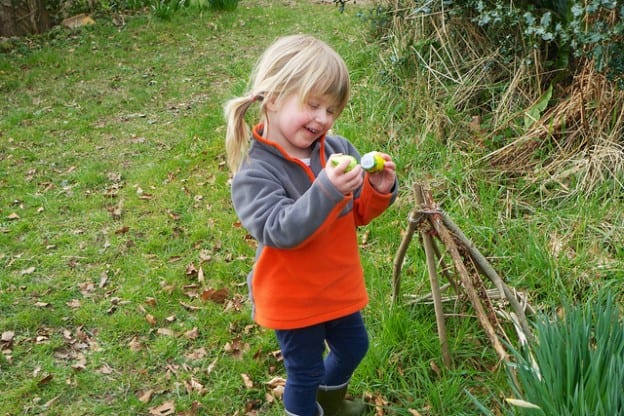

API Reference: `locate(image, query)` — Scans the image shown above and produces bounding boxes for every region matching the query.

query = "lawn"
[1,0,623,415]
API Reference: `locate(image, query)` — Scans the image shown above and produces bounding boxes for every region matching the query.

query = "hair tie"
[249,93,264,102]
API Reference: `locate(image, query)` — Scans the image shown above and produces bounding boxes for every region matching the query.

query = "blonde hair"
[224,34,351,173]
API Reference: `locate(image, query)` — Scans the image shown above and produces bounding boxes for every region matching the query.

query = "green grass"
[1,1,623,415]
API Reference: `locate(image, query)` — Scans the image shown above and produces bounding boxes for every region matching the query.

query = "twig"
[391,210,421,304]
[439,211,534,343]
[415,184,452,367]
[431,215,509,362]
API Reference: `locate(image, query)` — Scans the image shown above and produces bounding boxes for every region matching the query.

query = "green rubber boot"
[285,402,324,416]
[317,384,366,416]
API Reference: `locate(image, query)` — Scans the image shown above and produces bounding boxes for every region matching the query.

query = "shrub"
[450,0,624,86]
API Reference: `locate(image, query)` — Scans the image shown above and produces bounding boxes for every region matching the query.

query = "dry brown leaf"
[241,373,254,389]
[115,226,129,234]
[185,347,208,361]
[207,357,218,374]
[200,287,229,304]
[149,400,175,415]
[38,373,54,386]
[270,385,284,400]
[179,301,201,312]
[145,314,157,326]
[166,210,180,221]
[138,389,153,403]
[185,263,198,276]
[71,354,87,371]
[96,363,114,375]
[184,327,199,340]
[224,338,249,360]
[185,377,206,394]
[265,376,286,388]
[21,266,36,275]
[1,331,14,343]
[157,328,175,337]
[128,336,143,351]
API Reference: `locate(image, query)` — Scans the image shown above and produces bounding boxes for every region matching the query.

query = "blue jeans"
[275,311,369,416]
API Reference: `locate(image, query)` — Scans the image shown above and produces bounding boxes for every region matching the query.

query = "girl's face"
[264,93,338,159]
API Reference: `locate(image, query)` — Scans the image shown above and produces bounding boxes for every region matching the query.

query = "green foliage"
[206,0,239,12]
[503,294,624,415]
[445,0,624,84]
[151,0,190,19]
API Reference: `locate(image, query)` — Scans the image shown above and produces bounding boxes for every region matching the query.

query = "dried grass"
[485,61,624,199]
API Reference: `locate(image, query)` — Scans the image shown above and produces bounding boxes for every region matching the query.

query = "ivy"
[411,0,624,85]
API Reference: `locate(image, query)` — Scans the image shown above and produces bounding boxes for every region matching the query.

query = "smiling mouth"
[306,126,321,135]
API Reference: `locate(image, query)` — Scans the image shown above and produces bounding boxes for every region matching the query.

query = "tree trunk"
[0,0,52,37]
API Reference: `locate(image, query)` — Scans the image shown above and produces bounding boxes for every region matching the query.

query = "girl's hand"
[367,152,396,194]
[326,154,364,195]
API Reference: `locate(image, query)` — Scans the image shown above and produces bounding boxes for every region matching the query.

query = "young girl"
[224,34,397,416]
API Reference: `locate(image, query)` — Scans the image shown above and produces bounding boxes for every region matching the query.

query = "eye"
[308,102,319,109]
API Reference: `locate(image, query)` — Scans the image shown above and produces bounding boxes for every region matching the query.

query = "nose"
[314,109,331,124]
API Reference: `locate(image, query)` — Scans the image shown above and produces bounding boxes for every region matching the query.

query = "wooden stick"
[439,211,534,343]
[427,206,509,362]
[415,184,452,367]
[391,210,420,304]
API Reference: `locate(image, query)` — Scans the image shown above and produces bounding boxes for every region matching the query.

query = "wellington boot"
[285,402,324,416]
[317,385,366,416]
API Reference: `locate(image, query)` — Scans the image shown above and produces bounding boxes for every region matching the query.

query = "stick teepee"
[392,183,535,367]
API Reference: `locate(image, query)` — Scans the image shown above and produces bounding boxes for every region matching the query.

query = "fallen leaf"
[96,363,114,375]
[179,301,201,312]
[157,328,175,337]
[38,373,54,386]
[115,226,130,234]
[184,327,199,340]
[145,314,157,326]
[1,331,15,343]
[200,287,229,304]
[185,377,206,394]
[224,338,249,360]
[128,336,143,351]
[149,400,175,415]
[7,212,20,220]
[138,389,153,403]
[185,347,208,361]
[207,357,218,373]
[241,373,254,389]
[21,266,36,275]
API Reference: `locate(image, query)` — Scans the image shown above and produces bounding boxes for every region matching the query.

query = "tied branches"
[392,183,534,367]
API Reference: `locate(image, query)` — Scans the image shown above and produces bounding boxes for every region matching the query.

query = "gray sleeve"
[232,167,345,249]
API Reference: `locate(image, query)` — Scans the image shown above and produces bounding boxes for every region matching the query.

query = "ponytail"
[224,94,259,173]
